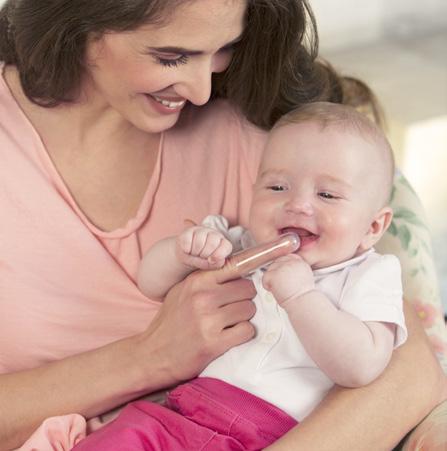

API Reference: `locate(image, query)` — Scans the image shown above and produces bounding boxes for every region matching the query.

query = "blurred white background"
[1,0,446,311]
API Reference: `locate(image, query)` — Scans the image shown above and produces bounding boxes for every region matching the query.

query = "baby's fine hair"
[275,101,395,204]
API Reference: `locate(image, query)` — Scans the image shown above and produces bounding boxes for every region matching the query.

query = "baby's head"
[248,101,395,269]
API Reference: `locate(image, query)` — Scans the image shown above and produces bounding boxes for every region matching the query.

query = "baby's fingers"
[197,233,229,259]
[190,228,211,256]
[178,227,196,254]
[178,227,222,257]
[208,239,233,265]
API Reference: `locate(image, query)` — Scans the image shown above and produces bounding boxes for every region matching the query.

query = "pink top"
[0,63,266,374]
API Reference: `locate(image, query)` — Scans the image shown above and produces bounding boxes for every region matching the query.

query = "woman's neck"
[3,65,161,232]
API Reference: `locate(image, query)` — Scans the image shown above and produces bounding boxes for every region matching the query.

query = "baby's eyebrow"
[319,174,352,189]
[257,169,288,180]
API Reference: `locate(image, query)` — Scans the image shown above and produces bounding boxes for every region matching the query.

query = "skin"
[83,0,244,135]
[0,1,258,448]
[257,123,447,448]
[249,121,393,269]
[4,0,245,232]
[1,0,446,448]
[142,122,396,388]
[137,120,445,446]
[265,300,447,451]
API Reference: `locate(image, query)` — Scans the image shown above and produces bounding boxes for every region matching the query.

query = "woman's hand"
[0,233,299,449]
[137,234,300,386]
[143,269,256,384]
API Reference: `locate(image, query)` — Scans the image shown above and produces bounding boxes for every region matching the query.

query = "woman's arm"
[0,334,165,448]
[2,237,291,449]
[265,300,447,450]
[0,267,257,449]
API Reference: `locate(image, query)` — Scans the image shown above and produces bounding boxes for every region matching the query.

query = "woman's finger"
[218,299,257,328]
[212,233,300,284]
[219,321,255,354]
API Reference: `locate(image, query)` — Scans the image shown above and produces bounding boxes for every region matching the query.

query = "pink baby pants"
[73,377,298,450]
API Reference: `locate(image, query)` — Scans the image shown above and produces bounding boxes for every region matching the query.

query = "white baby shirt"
[200,216,407,421]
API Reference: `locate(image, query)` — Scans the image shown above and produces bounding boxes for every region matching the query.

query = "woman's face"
[85,0,246,133]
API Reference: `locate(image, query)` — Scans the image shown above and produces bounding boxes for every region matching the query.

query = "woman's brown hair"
[0,0,382,129]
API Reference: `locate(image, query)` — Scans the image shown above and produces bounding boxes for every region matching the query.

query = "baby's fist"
[176,226,233,270]
[262,254,314,304]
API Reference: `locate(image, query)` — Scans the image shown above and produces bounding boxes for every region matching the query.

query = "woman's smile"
[145,93,187,114]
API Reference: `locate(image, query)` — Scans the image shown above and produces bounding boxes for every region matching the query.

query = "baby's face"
[249,121,387,269]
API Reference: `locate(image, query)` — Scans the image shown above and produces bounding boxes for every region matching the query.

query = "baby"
[75,102,407,450]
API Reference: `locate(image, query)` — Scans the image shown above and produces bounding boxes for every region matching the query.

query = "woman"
[0,0,444,449]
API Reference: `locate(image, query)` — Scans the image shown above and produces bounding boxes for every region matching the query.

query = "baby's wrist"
[279,286,317,308]
[173,240,196,270]
[178,255,199,270]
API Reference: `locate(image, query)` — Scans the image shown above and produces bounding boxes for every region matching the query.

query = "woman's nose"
[178,54,231,106]
[187,65,213,106]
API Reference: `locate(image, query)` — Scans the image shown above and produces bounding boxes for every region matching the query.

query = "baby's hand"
[176,226,233,270]
[262,254,315,305]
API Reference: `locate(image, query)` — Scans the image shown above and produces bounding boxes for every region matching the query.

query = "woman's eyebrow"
[148,46,203,55]
[148,35,243,55]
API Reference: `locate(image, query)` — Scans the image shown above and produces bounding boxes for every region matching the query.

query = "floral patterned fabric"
[376,173,447,450]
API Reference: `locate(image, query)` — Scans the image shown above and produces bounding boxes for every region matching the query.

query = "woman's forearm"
[0,334,168,449]
[2,258,260,449]
[266,300,447,451]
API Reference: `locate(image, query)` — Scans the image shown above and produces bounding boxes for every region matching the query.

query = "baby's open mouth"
[279,227,318,247]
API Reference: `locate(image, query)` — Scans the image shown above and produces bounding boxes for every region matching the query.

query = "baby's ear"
[358,206,393,252]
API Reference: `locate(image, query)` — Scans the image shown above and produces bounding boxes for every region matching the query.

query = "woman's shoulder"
[0,64,34,149]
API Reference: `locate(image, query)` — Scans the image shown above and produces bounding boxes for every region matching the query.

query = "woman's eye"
[155,54,188,67]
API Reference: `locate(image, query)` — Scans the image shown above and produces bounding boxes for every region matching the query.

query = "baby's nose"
[285,199,314,216]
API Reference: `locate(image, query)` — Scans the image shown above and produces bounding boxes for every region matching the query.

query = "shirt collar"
[312,248,375,276]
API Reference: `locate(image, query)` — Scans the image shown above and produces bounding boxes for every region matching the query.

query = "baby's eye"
[318,192,336,200]
[268,185,287,192]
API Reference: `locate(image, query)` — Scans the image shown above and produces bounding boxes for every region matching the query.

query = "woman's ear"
[358,206,394,252]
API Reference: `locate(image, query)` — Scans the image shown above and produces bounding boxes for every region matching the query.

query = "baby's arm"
[138,226,233,300]
[263,255,396,387]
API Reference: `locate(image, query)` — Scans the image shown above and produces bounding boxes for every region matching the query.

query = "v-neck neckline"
[1,62,165,239]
